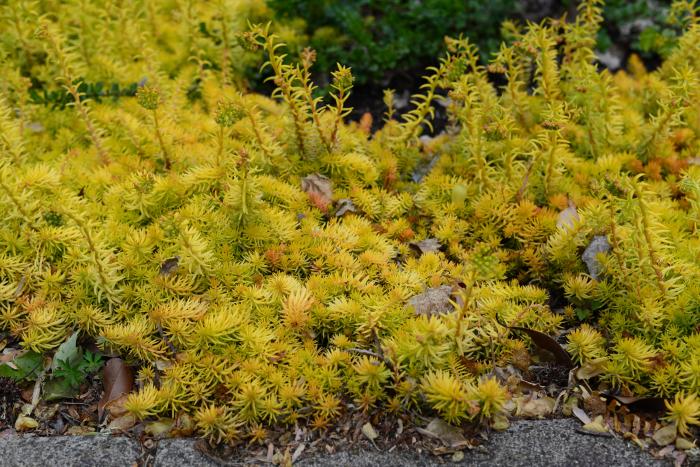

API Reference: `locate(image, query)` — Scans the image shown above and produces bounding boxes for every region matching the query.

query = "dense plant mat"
[0,0,699,456]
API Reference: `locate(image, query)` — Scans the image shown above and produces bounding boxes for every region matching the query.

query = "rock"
[154,439,220,467]
[0,435,140,467]
[0,419,669,467]
[596,44,626,71]
[297,419,668,466]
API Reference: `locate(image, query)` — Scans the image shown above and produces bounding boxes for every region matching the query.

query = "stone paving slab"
[0,435,141,467]
[154,419,671,467]
[0,419,681,467]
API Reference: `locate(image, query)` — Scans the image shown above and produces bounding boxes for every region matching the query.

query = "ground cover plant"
[0,0,699,462]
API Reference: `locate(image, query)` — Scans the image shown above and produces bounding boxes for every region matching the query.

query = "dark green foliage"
[267,0,518,84]
[29,80,139,109]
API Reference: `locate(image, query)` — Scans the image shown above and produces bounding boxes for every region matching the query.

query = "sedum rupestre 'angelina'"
[0,0,699,441]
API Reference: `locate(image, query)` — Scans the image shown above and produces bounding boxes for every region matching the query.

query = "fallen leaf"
[409,238,442,256]
[491,413,510,431]
[145,419,174,437]
[556,202,579,230]
[335,198,357,217]
[108,413,137,432]
[0,351,43,380]
[14,415,38,431]
[582,415,609,435]
[675,437,695,450]
[43,377,80,401]
[658,445,676,457]
[159,256,180,276]
[65,426,96,435]
[407,286,454,317]
[601,393,667,412]
[361,422,378,441]
[155,360,173,371]
[301,174,333,209]
[509,326,573,368]
[98,358,134,419]
[653,423,677,446]
[576,358,607,380]
[171,413,195,437]
[583,393,607,417]
[291,443,306,463]
[572,406,591,425]
[106,394,130,418]
[516,396,556,418]
[30,365,48,413]
[0,348,20,363]
[416,418,469,449]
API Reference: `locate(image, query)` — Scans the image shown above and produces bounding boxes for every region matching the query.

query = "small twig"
[347,348,384,360]
[575,427,613,438]
[516,159,536,202]
[157,323,177,357]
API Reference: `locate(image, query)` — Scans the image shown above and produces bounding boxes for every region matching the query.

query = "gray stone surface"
[0,435,141,467]
[0,419,671,467]
[154,439,219,467]
[298,419,668,467]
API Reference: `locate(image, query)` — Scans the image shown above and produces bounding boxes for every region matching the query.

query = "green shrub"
[267,0,518,85]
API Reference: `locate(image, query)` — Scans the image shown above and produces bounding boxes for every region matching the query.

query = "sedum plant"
[0,0,699,443]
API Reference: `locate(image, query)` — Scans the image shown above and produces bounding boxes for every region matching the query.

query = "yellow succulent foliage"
[0,0,699,441]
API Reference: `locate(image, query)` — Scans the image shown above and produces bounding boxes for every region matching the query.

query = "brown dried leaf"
[145,419,174,437]
[107,394,130,418]
[14,415,38,432]
[171,413,195,437]
[416,418,469,449]
[491,413,510,431]
[583,393,608,417]
[510,326,573,368]
[291,443,306,463]
[335,198,357,217]
[581,415,609,435]
[572,406,591,425]
[653,423,677,446]
[516,396,556,418]
[0,348,21,364]
[361,422,378,441]
[407,286,454,317]
[602,393,667,412]
[675,437,695,450]
[108,413,137,432]
[576,358,607,380]
[301,174,333,208]
[159,256,180,276]
[65,426,96,436]
[409,238,442,256]
[98,358,134,419]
